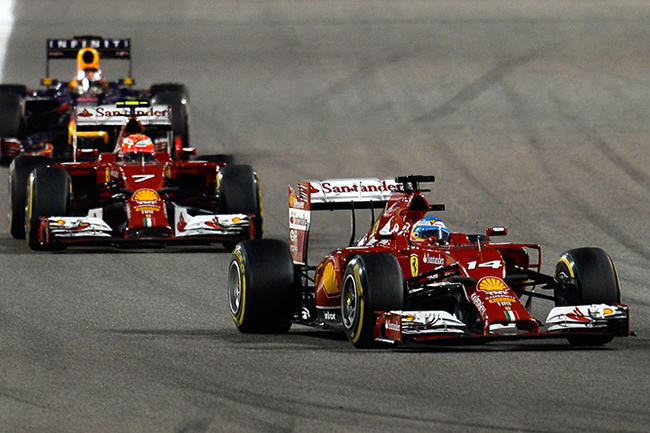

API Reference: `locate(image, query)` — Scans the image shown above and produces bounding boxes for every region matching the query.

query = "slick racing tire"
[228,239,297,333]
[150,83,189,157]
[219,164,263,240]
[341,254,406,348]
[9,155,51,239]
[26,167,70,251]
[0,91,24,138]
[554,247,621,346]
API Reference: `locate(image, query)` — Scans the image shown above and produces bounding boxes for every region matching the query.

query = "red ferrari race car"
[228,175,630,348]
[0,36,189,163]
[10,101,262,250]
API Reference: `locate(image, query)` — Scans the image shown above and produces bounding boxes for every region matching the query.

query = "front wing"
[37,212,252,247]
[374,304,630,345]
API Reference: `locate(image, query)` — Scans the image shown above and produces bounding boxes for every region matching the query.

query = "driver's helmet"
[410,216,450,244]
[119,134,155,162]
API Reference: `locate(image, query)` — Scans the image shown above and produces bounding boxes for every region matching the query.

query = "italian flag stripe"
[505,310,516,322]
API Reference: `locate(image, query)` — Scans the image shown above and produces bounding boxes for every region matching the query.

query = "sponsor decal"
[133,189,159,202]
[423,253,444,265]
[289,194,306,209]
[477,277,508,292]
[289,208,310,230]
[410,255,419,277]
[48,38,129,50]
[319,180,400,194]
[488,296,518,304]
[322,262,339,295]
[135,206,160,214]
[470,292,487,315]
[324,311,337,321]
[385,321,400,332]
[79,106,169,118]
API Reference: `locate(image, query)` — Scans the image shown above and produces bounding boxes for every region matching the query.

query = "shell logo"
[133,189,159,202]
[322,262,339,295]
[478,277,507,292]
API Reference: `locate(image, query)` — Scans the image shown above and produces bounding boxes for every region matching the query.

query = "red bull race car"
[10,101,261,250]
[0,36,189,163]
[228,175,630,348]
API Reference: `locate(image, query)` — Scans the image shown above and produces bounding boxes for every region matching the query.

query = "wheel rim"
[228,260,243,316]
[554,262,575,306]
[341,274,358,329]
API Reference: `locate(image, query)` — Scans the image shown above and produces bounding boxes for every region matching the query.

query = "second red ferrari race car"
[228,175,630,348]
[10,101,262,250]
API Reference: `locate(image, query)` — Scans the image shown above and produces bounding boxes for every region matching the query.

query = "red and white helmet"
[120,134,155,155]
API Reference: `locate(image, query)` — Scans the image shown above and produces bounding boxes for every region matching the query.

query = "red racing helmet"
[120,134,155,155]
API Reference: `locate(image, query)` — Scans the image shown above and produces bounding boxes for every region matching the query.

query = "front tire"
[554,247,621,346]
[9,155,51,239]
[341,254,405,348]
[26,167,70,250]
[228,239,297,333]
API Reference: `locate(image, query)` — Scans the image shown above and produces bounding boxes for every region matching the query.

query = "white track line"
[0,0,15,82]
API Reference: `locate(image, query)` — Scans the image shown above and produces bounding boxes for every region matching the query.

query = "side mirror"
[486,226,508,238]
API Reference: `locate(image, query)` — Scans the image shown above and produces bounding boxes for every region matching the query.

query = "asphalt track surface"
[1,1,649,432]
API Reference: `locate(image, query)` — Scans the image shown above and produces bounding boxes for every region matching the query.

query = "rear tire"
[0,91,25,160]
[554,247,621,346]
[228,239,297,333]
[219,164,263,239]
[341,254,405,348]
[26,167,70,251]
[150,83,189,156]
[0,92,24,137]
[9,155,51,239]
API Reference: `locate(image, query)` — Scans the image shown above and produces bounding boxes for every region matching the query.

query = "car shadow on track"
[0,235,235,254]
[102,326,629,353]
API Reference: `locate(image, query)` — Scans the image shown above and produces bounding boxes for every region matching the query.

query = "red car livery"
[11,101,262,250]
[228,175,629,348]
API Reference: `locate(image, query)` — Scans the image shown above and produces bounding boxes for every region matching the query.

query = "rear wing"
[74,104,172,128]
[46,36,132,79]
[71,101,172,160]
[289,178,401,264]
